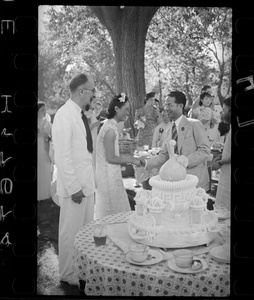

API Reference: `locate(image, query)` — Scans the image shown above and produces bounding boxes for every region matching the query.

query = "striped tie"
[171,122,179,154]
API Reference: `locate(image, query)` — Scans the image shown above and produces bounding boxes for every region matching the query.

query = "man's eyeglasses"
[79,87,96,94]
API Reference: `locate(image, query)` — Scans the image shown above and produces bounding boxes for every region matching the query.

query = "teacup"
[173,249,194,268]
[129,244,150,262]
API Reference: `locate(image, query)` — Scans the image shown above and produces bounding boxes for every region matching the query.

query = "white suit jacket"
[52,99,95,198]
[147,115,211,190]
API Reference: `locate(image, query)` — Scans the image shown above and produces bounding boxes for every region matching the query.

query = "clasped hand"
[71,189,85,204]
[132,157,146,168]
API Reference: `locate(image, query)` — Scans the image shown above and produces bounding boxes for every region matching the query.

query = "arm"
[152,126,159,148]
[145,142,169,171]
[185,120,211,168]
[104,129,140,165]
[212,157,231,171]
[90,120,101,131]
[52,113,83,197]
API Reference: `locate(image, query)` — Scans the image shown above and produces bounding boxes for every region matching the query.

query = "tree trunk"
[90,6,160,137]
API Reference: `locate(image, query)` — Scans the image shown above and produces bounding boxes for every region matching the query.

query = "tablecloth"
[73,211,230,297]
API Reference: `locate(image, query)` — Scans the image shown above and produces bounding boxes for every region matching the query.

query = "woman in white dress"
[38,101,52,201]
[95,93,140,218]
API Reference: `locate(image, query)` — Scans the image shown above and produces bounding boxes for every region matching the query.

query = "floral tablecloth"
[73,211,230,297]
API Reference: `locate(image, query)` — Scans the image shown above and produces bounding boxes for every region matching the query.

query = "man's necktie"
[81,110,93,153]
[171,122,179,154]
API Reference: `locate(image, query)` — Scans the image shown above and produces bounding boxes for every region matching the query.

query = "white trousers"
[58,194,94,281]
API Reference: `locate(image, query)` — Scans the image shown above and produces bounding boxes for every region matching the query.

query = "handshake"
[131,157,146,168]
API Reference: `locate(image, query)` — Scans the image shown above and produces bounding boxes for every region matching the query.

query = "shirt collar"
[69,98,83,115]
[173,114,184,128]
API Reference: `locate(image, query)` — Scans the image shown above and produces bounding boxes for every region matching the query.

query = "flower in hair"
[119,93,126,102]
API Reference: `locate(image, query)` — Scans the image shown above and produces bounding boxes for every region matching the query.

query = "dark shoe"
[60,277,79,287]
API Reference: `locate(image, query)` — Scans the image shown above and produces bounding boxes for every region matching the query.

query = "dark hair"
[199,92,212,106]
[106,94,129,119]
[201,85,211,92]
[144,92,156,104]
[223,97,231,109]
[167,91,186,110]
[69,73,88,93]
[38,101,45,111]
[218,121,230,136]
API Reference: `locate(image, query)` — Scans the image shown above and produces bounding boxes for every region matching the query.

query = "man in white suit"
[52,73,96,286]
[140,91,211,191]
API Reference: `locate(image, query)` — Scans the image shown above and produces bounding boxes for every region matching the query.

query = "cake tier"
[149,174,198,191]
[128,211,218,248]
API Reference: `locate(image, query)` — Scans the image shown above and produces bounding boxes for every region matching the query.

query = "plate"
[125,249,163,265]
[209,245,230,263]
[167,256,208,274]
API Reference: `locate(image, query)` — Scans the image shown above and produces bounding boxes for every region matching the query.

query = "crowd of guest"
[37,73,231,286]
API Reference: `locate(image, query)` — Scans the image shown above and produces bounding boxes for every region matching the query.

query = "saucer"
[167,256,208,274]
[210,245,230,263]
[125,249,163,265]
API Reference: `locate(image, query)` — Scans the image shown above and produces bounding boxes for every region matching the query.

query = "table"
[73,211,230,297]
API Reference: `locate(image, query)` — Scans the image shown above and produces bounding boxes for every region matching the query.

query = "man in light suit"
[52,73,96,286]
[140,91,211,191]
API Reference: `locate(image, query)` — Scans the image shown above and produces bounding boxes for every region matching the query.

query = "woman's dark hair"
[106,94,129,119]
[144,92,156,104]
[199,92,212,106]
[218,121,230,136]
[223,97,231,110]
[38,101,46,111]
[201,85,211,92]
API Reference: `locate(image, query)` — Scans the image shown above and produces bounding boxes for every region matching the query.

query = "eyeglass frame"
[78,87,96,94]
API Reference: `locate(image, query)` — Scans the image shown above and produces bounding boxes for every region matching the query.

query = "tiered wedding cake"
[128,140,219,248]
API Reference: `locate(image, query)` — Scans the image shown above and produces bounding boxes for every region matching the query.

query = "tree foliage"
[39,6,232,115]
[39,6,115,112]
[145,7,232,106]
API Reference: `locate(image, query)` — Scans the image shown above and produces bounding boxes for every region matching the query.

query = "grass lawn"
[37,169,217,295]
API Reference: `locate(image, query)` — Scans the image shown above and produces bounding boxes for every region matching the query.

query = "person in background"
[212,97,231,210]
[154,98,162,124]
[95,93,141,219]
[140,91,211,191]
[218,112,230,143]
[152,109,172,148]
[188,85,213,118]
[134,92,159,148]
[191,92,219,145]
[52,73,96,286]
[94,101,103,118]
[38,101,52,201]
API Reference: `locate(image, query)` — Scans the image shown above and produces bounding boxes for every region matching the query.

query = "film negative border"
[232,2,254,297]
[0,0,37,296]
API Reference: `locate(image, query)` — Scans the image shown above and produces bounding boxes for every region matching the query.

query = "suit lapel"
[177,116,188,155]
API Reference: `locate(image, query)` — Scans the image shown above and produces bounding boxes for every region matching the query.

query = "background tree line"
[39,6,232,123]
